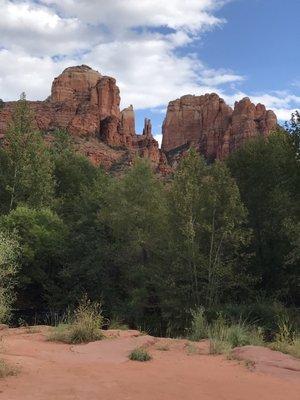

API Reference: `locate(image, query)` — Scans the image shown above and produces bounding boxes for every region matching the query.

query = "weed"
[129,347,152,361]
[189,307,209,341]
[47,296,103,344]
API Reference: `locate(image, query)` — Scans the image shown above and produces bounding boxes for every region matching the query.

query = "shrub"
[129,347,152,361]
[48,296,103,344]
[189,307,209,341]
[269,316,300,358]
[208,315,263,354]
[205,301,296,340]
[275,314,295,343]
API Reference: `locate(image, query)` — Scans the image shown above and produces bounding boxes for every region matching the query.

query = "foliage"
[227,131,300,303]
[0,99,298,338]
[269,314,300,358]
[0,206,68,310]
[189,308,263,354]
[165,148,250,333]
[0,94,54,213]
[103,158,169,329]
[0,232,19,323]
[189,307,209,341]
[129,347,152,361]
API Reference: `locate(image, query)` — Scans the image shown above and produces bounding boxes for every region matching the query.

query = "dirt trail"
[0,327,299,400]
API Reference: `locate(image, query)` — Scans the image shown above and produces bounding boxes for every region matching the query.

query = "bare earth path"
[0,327,299,400]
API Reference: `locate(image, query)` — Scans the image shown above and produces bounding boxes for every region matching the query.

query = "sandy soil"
[0,327,299,400]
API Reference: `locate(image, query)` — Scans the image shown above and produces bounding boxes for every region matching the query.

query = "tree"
[227,131,300,303]
[105,158,169,328]
[285,110,300,160]
[0,99,4,110]
[0,232,19,323]
[0,206,68,310]
[0,93,54,213]
[168,149,249,316]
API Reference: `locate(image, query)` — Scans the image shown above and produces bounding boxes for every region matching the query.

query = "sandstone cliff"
[161,93,277,162]
[0,66,278,172]
[0,65,161,170]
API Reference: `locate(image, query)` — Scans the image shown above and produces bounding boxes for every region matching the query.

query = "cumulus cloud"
[0,0,299,123]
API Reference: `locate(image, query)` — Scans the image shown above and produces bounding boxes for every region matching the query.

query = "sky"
[0,0,299,145]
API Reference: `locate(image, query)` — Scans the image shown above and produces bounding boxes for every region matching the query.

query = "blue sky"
[136,0,300,138]
[0,0,299,144]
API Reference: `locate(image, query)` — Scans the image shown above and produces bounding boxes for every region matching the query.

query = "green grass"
[189,308,264,355]
[48,296,103,344]
[0,359,18,378]
[129,347,152,361]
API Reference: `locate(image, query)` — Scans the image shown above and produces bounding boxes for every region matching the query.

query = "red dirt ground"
[0,327,299,400]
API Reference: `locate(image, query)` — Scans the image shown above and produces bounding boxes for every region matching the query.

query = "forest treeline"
[0,95,299,334]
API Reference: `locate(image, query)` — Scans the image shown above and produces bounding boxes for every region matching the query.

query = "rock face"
[0,65,161,170]
[161,93,277,161]
[0,66,278,172]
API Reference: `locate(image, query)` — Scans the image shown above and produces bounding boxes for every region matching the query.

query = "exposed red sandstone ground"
[0,327,299,400]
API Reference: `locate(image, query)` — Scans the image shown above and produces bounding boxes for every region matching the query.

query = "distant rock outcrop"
[0,66,278,172]
[0,65,161,170]
[161,93,277,162]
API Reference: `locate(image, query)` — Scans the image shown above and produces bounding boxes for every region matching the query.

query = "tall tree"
[0,206,68,310]
[105,158,169,328]
[168,149,249,316]
[227,131,300,303]
[0,93,54,213]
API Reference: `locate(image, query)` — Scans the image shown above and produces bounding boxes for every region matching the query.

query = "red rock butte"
[0,65,278,171]
[162,93,277,162]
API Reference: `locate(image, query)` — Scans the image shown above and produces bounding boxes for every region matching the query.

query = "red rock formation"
[0,65,161,170]
[161,93,277,161]
[0,66,278,173]
[134,118,160,164]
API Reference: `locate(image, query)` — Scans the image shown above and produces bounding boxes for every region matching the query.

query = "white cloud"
[40,0,225,32]
[0,0,299,125]
[0,49,71,100]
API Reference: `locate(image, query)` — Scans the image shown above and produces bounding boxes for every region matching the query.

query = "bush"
[207,315,263,354]
[48,296,103,344]
[269,316,300,358]
[205,302,297,340]
[189,307,209,341]
[129,347,152,361]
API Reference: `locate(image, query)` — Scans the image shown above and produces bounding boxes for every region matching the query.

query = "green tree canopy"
[0,93,54,213]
